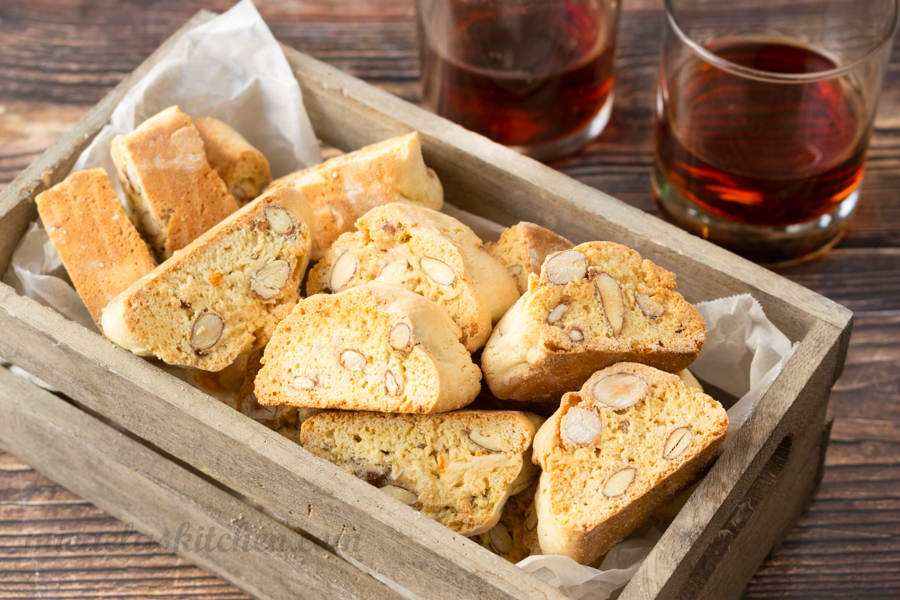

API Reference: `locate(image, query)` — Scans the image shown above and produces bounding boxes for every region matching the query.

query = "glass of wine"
[653,0,898,265]
[417,0,620,162]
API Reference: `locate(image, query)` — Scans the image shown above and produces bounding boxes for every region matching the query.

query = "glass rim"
[664,0,900,82]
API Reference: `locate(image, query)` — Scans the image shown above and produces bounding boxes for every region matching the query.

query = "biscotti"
[195,117,272,204]
[254,282,482,413]
[236,350,307,430]
[472,479,540,563]
[485,222,574,295]
[102,185,313,371]
[307,203,519,352]
[35,168,156,326]
[300,410,537,536]
[270,132,443,260]
[532,363,728,564]
[110,106,239,260]
[482,241,706,401]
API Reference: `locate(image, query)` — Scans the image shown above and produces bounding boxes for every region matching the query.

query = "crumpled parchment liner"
[0,2,797,597]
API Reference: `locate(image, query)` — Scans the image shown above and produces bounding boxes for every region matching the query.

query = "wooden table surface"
[1,1,898,598]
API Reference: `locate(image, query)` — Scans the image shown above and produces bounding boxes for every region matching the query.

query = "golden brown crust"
[195,117,272,204]
[110,106,239,260]
[35,168,156,326]
[485,222,575,294]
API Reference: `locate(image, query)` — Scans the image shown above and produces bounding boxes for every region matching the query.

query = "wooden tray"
[0,10,852,600]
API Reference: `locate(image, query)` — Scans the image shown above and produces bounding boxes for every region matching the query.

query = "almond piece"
[593,271,626,336]
[545,249,587,284]
[265,207,295,235]
[421,256,456,286]
[389,323,412,351]
[488,522,514,554]
[339,349,366,371]
[561,407,603,446]
[381,485,418,505]
[250,259,291,300]
[568,327,584,343]
[376,258,409,284]
[507,264,523,277]
[290,375,318,390]
[663,427,693,460]
[547,304,568,325]
[330,251,358,292]
[602,467,636,498]
[592,373,648,409]
[384,369,401,396]
[190,309,224,352]
[525,507,538,532]
[467,431,501,453]
[636,292,666,319]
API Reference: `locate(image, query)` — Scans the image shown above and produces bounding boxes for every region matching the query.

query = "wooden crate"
[0,11,852,600]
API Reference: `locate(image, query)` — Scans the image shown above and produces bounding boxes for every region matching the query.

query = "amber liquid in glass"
[656,38,868,228]
[420,2,615,147]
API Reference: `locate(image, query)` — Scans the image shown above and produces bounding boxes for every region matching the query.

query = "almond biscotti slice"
[472,478,540,563]
[482,241,706,401]
[301,410,537,536]
[102,185,313,371]
[111,106,239,260]
[270,132,443,260]
[532,363,728,564]
[485,222,575,295]
[195,117,272,204]
[307,203,519,352]
[254,282,482,413]
[35,168,156,326]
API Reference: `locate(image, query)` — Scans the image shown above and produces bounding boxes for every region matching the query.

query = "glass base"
[651,162,858,267]
[510,91,615,162]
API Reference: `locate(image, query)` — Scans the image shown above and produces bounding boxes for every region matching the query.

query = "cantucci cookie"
[532,363,728,564]
[111,106,239,260]
[195,117,272,204]
[35,168,156,326]
[254,282,482,413]
[271,132,443,260]
[485,222,574,295]
[307,203,519,352]
[102,185,313,371]
[482,241,706,401]
[300,410,537,536]
[472,479,540,563]
[236,350,320,431]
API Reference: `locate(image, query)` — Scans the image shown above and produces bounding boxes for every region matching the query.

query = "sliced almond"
[561,407,603,446]
[592,373,648,409]
[381,485,418,505]
[663,427,693,460]
[593,271,626,336]
[467,431,502,453]
[545,249,587,285]
[636,292,666,319]
[389,323,412,351]
[384,369,401,396]
[250,259,291,300]
[420,256,456,286]
[376,258,409,284]
[547,304,568,325]
[339,349,366,371]
[525,507,538,532]
[602,467,636,498]
[290,375,318,390]
[265,207,295,235]
[488,522,514,554]
[507,264,523,277]
[330,251,358,292]
[568,327,584,343]
[190,309,224,352]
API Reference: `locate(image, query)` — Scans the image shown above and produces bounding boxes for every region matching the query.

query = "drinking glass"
[417,0,621,162]
[653,0,898,265]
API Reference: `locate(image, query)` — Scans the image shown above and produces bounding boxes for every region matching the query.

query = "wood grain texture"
[0,0,896,598]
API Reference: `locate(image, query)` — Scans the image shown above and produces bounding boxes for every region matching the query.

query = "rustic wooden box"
[0,11,851,600]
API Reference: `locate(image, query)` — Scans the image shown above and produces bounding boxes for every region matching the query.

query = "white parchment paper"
[0,2,797,597]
